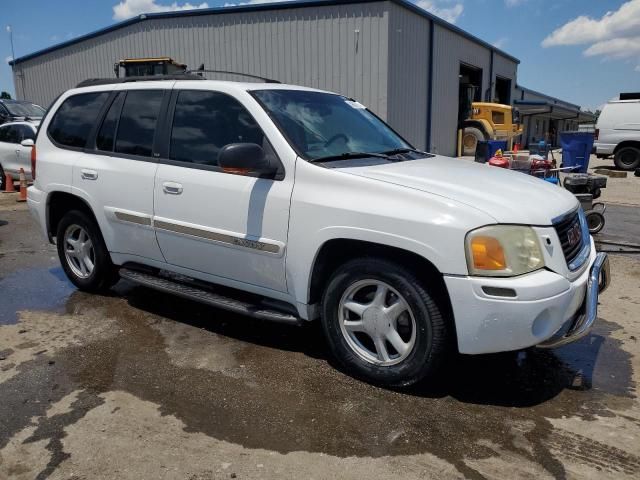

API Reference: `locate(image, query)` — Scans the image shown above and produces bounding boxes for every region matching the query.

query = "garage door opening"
[495,76,511,105]
[458,63,483,126]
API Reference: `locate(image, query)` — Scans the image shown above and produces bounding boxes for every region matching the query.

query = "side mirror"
[21,139,34,147]
[218,143,276,176]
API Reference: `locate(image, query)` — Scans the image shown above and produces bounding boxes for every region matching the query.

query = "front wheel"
[321,258,450,387]
[462,127,486,156]
[56,210,119,292]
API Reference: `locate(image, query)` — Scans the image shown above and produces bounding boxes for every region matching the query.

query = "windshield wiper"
[379,147,433,157]
[310,151,395,163]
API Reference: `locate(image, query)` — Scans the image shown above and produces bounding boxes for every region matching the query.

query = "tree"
[0,91,11,99]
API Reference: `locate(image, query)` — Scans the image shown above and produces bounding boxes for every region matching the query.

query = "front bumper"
[444,247,609,354]
[536,252,610,348]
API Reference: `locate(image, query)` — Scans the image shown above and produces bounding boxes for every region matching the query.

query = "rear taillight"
[594,129,599,140]
[30,146,36,180]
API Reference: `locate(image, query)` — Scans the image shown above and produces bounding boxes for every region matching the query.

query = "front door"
[153,89,293,293]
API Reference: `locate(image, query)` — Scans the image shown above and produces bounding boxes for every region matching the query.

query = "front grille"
[553,210,585,265]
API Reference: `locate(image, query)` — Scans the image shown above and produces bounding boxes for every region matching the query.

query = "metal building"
[515,86,596,148]
[11,0,524,156]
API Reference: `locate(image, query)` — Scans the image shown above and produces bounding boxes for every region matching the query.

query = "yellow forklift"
[114,57,187,78]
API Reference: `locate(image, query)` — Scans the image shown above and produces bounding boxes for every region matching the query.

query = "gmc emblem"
[567,222,582,248]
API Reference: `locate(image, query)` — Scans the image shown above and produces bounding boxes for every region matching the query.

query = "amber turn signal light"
[470,236,506,270]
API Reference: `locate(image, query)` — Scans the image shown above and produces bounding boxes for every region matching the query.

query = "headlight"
[465,225,545,277]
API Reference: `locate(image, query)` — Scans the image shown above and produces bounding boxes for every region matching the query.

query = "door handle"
[162,182,183,195]
[15,149,21,155]
[81,169,98,180]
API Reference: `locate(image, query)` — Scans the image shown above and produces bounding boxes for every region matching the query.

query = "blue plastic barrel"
[487,140,508,158]
[560,132,594,173]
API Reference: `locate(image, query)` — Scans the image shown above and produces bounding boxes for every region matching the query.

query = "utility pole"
[7,25,16,62]
[6,25,25,99]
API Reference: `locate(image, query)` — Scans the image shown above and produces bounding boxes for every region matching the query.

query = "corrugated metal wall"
[431,24,493,156]
[13,2,390,118]
[386,2,430,149]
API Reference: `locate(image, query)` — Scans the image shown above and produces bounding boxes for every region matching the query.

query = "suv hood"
[338,156,578,225]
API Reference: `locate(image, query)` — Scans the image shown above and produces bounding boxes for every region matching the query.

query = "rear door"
[67,86,168,262]
[0,124,21,176]
[153,88,294,293]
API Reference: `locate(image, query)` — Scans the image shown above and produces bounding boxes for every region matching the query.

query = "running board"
[119,268,302,326]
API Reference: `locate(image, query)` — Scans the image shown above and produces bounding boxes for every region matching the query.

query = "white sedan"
[0,121,36,189]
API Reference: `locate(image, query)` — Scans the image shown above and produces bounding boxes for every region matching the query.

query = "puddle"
[0,279,637,479]
[0,267,76,325]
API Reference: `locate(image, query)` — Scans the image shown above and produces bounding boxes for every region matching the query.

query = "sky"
[2,0,639,111]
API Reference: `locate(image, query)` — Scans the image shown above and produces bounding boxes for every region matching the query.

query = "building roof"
[516,85,580,111]
[9,0,520,67]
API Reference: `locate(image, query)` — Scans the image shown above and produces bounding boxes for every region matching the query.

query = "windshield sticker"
[345,100,366,109]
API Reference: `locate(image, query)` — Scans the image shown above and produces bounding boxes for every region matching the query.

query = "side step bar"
[119,268,302,326]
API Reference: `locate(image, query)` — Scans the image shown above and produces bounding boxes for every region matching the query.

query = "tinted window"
[0,125,21,144]
[96,92,125,151]
[48,92,109,148]
[20,125,36,141]
[115,90,163,157]
[170,90,270,166]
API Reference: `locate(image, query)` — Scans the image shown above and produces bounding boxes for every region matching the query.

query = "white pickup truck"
[27,76,610,386]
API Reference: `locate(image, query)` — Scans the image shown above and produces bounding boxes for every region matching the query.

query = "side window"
[18,125,36,141]
[115,90,163,157]
[170,90,274,167]
[96,92,125,152]
[48,92,109,148]
[0,126,8,142]
[4,126,21,144]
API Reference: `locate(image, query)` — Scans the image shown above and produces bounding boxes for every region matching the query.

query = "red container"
[488,156,509,168]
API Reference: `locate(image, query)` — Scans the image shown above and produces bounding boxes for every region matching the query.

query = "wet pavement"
[1,201,639,479]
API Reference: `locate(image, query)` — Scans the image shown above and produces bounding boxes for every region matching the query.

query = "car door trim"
[114,210,152,226]
[153,218,283,255]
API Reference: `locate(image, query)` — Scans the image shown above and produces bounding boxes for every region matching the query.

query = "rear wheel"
[56,210,119,292]
[614,146,640,171]
[321,257,449,387]
[462,127,487,156]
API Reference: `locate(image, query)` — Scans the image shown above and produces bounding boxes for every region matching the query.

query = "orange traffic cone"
[3,173,15,193]
[16,169,27,202]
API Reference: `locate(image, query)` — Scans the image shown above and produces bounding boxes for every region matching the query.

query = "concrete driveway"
[0,195,639,480]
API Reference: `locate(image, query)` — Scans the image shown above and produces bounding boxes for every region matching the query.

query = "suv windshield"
[3,101,45,118]
[252,89,411,161]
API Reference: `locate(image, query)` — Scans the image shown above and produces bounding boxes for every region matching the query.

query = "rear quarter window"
[48,92,109,148]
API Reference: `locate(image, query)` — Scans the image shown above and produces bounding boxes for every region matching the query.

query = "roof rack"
[187,69,281,84]
[75,74,204,88]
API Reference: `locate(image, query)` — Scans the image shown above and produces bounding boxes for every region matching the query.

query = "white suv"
[27,77,610,386]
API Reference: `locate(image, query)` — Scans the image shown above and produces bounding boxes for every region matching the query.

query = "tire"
[56,210,119,292]
[586,210,605,234]
[0,164,6,191]
[614,146,640,171]
[462,127,486,156]
[321,257,449,387]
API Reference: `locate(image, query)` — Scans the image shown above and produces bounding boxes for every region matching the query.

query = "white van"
[595,93,640,170]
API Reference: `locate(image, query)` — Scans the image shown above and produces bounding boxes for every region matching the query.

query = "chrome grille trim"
[553,208,590,271]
